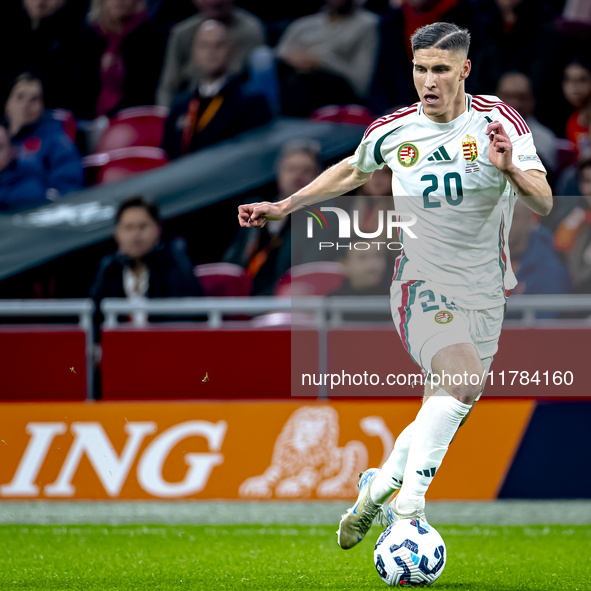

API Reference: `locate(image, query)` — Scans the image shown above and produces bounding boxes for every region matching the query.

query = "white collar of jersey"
[418,94,472,131]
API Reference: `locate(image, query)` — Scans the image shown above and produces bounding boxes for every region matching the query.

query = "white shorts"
[390,279,505,379]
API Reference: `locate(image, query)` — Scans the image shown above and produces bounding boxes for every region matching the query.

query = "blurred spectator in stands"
[0,121,48,211]
[0,0,87,110]
[551,55,591,204]
[370,0,477,113]
[237,0,323,46]
[156,0,265,107]
[554,151,591,293]
[162,20,271,160]
[4,73,83,197]
[346,165,393,244]
[560,0,591,25]
[496,71,558,175]
[476,0,558,94]
[509,199,572,298]
[276,0,378,116]
[551,157,587,232]
[90,197,203,319]
[329,241,392,320]
[75,0,168,119]
[562,56,591,157]
[223,140,321,295]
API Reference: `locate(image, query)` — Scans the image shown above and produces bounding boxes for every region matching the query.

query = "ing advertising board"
[0,401,532,501]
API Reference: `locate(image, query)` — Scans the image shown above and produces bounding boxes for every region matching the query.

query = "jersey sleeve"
[348,124,387,173]
[497,109,547,174]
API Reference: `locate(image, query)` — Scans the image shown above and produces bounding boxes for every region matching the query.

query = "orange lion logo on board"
[239,406,368,500]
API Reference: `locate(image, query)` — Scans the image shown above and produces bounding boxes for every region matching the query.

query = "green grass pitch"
[0,524,589,590]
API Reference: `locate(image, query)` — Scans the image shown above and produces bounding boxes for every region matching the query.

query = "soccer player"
[237,22,552,549]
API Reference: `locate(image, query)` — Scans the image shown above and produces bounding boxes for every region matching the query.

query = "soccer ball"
[374,519,446,587]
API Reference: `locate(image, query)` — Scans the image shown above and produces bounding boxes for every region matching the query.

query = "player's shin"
[370,421,415,504]
[395,389,471,515]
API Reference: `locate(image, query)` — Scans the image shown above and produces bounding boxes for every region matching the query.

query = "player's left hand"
[487,121,514,173]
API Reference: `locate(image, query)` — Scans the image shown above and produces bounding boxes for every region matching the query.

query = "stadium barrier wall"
[100,326,586,400]
[0,325,587,401]
[0,327,87,401]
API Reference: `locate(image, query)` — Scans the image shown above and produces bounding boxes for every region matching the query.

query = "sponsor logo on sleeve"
[518,155,541,163]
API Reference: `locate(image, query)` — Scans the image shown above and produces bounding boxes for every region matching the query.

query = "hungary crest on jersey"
[397,143,419,167]
[462,135,478,162]
[434,311,454,324]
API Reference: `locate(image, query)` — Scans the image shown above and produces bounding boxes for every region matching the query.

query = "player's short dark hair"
[115,196,160,225]
[411,22,471,57]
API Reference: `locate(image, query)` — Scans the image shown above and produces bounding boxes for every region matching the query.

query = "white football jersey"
[348,94,546,309]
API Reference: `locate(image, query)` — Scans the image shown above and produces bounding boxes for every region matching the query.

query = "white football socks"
[395,389,471,514]
[370,421,415,504]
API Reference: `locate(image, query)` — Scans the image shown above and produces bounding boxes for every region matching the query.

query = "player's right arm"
[238,158,371,228]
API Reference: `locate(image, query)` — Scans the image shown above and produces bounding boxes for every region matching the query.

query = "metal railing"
[2,295,587,331]
[0,299,94,327]
[100,295,591,328]
[103,297,297,328]
[505,294,591,324]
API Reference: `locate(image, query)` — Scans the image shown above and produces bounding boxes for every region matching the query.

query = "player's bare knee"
[445,381,481,405]
[456,390,479,406]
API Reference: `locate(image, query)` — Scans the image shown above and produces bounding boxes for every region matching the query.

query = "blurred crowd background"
[0,0,591,304]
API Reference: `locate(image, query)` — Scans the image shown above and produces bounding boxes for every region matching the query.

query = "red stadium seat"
[194,263,252,296]
[274,262,346,296]
[95,106,169,152]
[51,109,77,143]
[82,147,168,184]
[310,104,375,126]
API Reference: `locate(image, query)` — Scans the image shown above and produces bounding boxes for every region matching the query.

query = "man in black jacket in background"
[90,196,203,331]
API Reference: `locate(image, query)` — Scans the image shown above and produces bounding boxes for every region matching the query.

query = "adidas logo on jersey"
[427,146,451,161]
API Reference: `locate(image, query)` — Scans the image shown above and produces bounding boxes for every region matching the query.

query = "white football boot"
[384,494,428,525]
[337,468,384,549]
